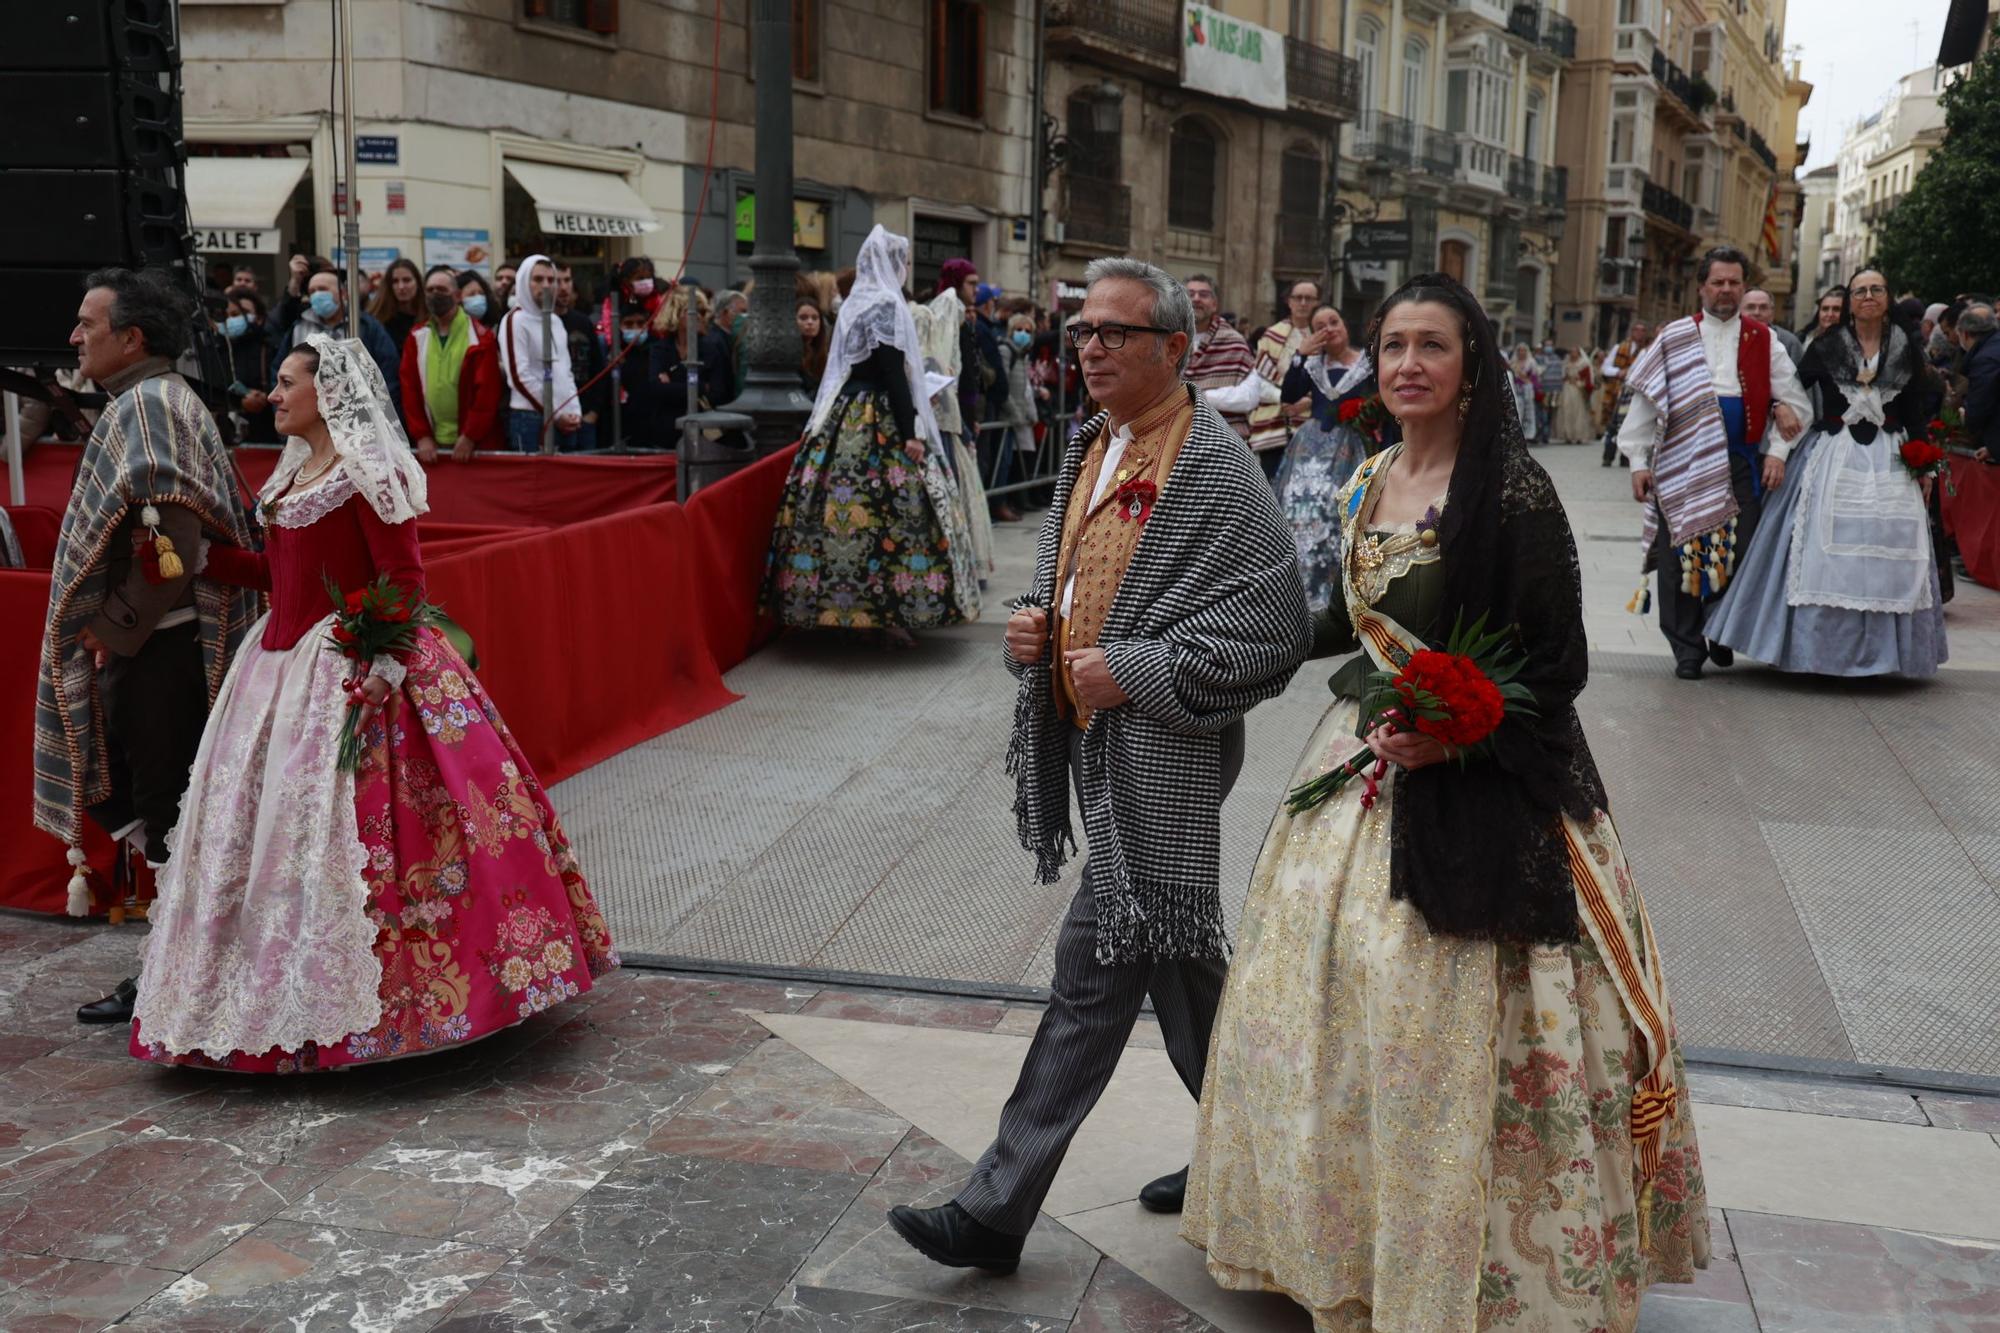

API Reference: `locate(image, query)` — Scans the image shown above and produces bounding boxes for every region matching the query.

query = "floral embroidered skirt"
[132,618,618,1073]
[764,387,975,631]
[1183,698,1710,1332]
[1273,422,1371,612]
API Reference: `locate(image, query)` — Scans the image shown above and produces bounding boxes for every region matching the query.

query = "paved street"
[6,441,2000,1330]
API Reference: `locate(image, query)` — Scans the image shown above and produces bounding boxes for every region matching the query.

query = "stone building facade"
[177,0,1038,300]
[1329,0,1575,345]
[1551,0,1798,346]
[1819,66,1948,291]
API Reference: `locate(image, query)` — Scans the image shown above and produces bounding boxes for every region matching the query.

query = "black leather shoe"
[1674,663,1703,681]
[77,978,136,1024]
[886,1202,1024,1275]
[1138,1166,1188,1214]
[1708,643,1735,668]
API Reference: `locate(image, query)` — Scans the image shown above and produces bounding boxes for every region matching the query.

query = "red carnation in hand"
[1338,398,1365,423]
[343,588,367,614]
[1395,649,1508,749]
[1901,439,1944,470]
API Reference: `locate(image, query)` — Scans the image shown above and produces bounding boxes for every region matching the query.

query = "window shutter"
[585,0,618,33]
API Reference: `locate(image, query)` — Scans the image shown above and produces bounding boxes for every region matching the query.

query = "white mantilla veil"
[263,335,430,524]
[806,225,940,451]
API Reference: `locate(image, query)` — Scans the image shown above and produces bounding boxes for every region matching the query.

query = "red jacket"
[399,316,502,449]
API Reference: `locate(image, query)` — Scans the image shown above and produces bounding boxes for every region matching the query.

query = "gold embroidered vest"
[1051,386,1196,730]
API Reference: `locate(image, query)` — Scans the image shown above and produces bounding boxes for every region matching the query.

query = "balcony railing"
[1353,111,1419,168]
[1061,175,1132,250]
[1285,36,1362,118]
[1507,2,1540,43]
[1541,13,1577,59]
[1540,164,1569,211]
[1507,155,1537,199]
[1416,126,1458,177]
[1455,140,1510,193]
[1045,0,1177,64]
[1749,129,1777,172]
[1860,194,1906,226]
[1651,49,1696,110]
[1274,212,1325,271]
[1599,259,1640,298]
[1642,179,1695,231]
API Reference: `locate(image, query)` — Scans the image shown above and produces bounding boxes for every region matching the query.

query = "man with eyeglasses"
[888,257,1309,1276]
[1618,245,1811,679]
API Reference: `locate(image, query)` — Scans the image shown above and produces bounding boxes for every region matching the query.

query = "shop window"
[1168,119,1219,233]
[503,174,618,300]
[929,0,986,120]
[793,0,821,83]
[523,0,618,34]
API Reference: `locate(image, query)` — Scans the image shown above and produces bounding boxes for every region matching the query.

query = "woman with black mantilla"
[1183,274,1711,1332]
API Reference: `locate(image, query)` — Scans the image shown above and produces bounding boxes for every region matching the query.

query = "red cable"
[548,0,725,417]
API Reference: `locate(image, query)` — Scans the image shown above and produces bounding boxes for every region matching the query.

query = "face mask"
[1011,330,1031,349]
[621,327,649,346]
[308,290,340,320]
[630,278,655,297]
[462,294,488,319]
[425,292,456,319]
[223,314,250,339]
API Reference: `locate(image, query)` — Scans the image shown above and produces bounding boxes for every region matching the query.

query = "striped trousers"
[954,720,1243,1236]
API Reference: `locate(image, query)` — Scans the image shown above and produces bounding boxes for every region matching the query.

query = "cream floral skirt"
[1183,698,1710,1332]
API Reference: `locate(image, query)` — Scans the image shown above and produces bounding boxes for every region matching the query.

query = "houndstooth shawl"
[32,373,260,845]
[1006,386,1310,965]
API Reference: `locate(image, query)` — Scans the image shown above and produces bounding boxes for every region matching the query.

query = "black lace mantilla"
[1386,348,1606,945]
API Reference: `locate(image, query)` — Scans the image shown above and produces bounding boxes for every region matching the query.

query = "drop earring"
[1457,383,1473,421]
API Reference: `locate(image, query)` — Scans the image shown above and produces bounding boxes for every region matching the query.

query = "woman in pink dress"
[131,335,617,1073]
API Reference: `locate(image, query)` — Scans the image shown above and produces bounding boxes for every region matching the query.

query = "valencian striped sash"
[1627,316,1739,554]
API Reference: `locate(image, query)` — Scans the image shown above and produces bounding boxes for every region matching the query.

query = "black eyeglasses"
[1066,321,1174,350]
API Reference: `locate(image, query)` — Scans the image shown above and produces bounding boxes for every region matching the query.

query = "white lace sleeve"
[368,655,407,690]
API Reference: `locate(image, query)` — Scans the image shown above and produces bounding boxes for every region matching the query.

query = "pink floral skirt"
[132,621,618,1073]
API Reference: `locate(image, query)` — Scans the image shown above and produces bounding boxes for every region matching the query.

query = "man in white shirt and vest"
[1618,246,1811,679]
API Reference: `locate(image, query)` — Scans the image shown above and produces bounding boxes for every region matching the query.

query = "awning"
[503,160,661,237]
[185,156,311,255]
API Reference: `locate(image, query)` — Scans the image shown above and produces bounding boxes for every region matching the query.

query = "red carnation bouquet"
[1898,437,1946,483]
[323,574,440,771]
[1337,395,1393,444]
[1284,613,1539,815]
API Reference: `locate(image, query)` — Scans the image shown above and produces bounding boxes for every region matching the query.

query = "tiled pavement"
[4,903,2000,1330]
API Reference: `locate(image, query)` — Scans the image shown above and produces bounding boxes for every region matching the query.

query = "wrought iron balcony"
[1507,155,1537,199]
[1045,0,1177,66]
[1285,36,1362,118]
[1540,13,1577,59]
[1651,49,1696,110]
[1749,129,1777,172]
[1061,175,1132,250]
[1508,2,1541,43]
[1353,111,1419,169]
[1642,179,1695,231]
[1417,126,1459,178]
[1540,164,1569,211]
[1274,212,1325,271]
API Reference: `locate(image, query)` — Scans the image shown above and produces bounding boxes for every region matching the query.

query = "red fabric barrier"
[1945,458,2000,589]
[683,446,795,667]
[18,444,676,530]
[1,448,794,912]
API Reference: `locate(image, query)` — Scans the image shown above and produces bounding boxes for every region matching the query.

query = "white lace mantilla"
[270,471,359,529]
[135,616,384,1059]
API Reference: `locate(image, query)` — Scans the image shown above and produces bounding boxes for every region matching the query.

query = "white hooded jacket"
[497,254,580,419]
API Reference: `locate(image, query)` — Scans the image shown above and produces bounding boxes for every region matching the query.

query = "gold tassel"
[154,533,183,580]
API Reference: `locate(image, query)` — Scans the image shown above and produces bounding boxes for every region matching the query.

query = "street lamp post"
[722,0,812,453]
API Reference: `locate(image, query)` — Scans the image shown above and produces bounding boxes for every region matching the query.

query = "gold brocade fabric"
[1051,387,1195,729]
[1183,541,1711,1330]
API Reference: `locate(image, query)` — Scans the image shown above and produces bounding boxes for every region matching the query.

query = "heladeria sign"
[539,210,658,237]
[1181,3,1286,111]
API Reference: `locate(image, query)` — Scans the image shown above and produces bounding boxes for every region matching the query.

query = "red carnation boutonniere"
[1114,477,1158,524]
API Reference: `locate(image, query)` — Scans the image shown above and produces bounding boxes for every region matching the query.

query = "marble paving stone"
[1070,1257,1223,1332]
[992,1007,1166,1052]
[1695,1103,2000,1241]
[115,1219,512,1332]
[755,1014,1196,1221]
[1730,1209,2000,1332]
[432,1264,771,1332]
[1682,1208,1754,1307]
[803,989,1010,1034]
[280,1144,621,1249]
[1635,1293,1764,1332]
[0,1141,327,1272]
[1687,1069,1927,1125]
[130,1084,427,1173]
[0,1055,208,1155]
[1921,1096,2000,1134]
[757,1284,1072,1331]
[385,1069,713,1157]
[795,1128,1101,1322]
[1055,1202,1311,1333]
[0,1249,180,1333]
[514,1151,863,1311]
[645,1038,911,1175]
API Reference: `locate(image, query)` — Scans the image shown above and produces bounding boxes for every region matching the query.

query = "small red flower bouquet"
[1337,398,1365,424]
[1114,477,1157,523]
[1898,437,1946,483]
[1284,613,1538,815]
[323,574,439,771]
